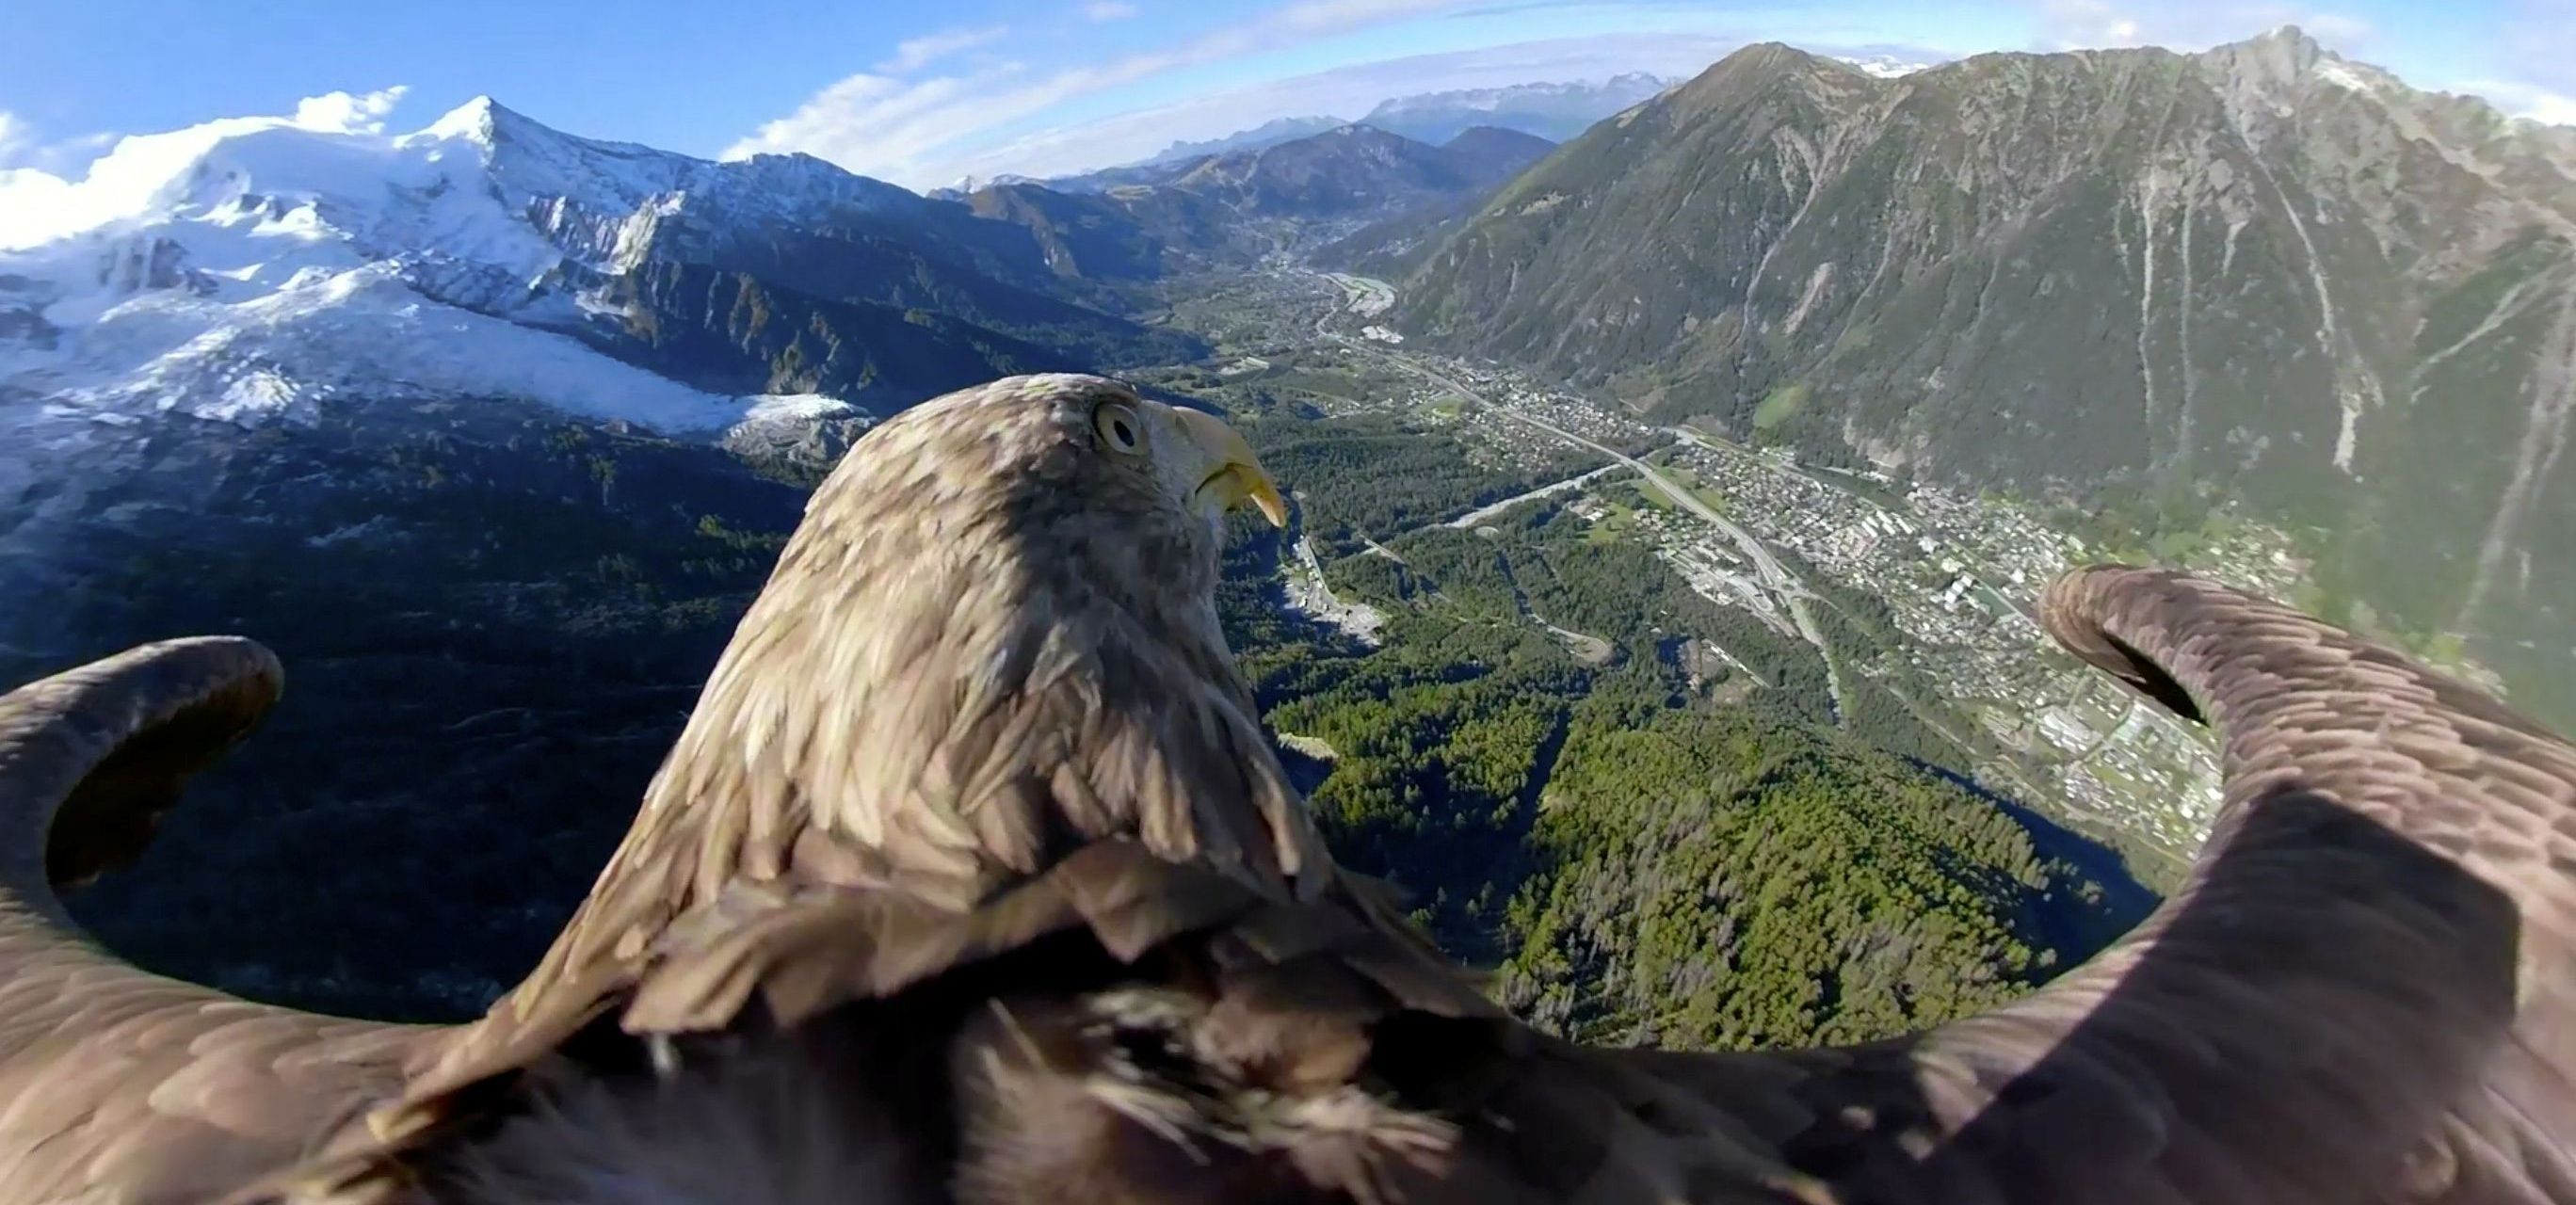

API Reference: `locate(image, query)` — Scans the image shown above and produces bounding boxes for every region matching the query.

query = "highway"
[1333,316,1849,720]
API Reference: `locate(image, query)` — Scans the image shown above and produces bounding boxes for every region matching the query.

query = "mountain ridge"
[958,120,1558,273]
[1042,74,1670,193]
[1358,72,1678,145]
[1395,27,2576,725]
[0,94,1192,442]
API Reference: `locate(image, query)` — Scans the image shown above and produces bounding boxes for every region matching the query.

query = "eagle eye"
[1093,401,1144,455]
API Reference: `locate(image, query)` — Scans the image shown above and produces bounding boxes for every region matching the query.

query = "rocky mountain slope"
[1397,29,2576,725]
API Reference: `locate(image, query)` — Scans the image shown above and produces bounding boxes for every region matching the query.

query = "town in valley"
[1168,266,2315,876]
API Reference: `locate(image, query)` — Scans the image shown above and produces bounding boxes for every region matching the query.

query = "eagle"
[0,373,2569,1204]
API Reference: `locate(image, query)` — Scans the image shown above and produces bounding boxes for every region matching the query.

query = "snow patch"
[19,260,812,435]
[1839,55,1934,79]
[2332,384,2363,473]
[723,392,872,447]
[2314,61,2378,95]
[739,393,858,422]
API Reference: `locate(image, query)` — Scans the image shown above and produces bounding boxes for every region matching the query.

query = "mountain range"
[0,94,1565,548]
[1155,123,1554,217]
[1045,75,1661,191]
[1393,28,2576,725]
[1355,72,1678,145]
[0,96,1204,441]
[1134,115,1352,167]
[12,33,2569,726]
[972,122,1557,271]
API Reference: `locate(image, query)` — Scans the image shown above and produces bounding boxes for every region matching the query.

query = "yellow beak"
[1173,407,1290,528]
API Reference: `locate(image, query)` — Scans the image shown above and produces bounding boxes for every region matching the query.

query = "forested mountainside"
[1397,29,2576,726]
[1199,378,2155,1043]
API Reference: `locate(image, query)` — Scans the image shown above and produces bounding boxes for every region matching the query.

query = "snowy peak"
[1836,54,1934,79]
[411,97,920,270]
[0,94,962,438]
[421,94,505,143]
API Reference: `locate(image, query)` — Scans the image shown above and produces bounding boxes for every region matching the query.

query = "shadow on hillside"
[1908,760,2163,961]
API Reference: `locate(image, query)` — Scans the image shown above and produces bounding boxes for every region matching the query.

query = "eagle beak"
[1174,407,1289,528]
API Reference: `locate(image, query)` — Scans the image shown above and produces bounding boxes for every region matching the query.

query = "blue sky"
[1,0,2567,189]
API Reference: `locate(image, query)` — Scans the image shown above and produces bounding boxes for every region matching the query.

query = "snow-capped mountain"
[0,94,1135,439]
[1836,53,1936,78]
[1356,72,1678,144]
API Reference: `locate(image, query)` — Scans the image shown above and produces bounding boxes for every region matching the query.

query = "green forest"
[1205,414,2154,1048]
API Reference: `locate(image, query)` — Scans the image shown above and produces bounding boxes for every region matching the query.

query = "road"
[1442,462,1627,530]
[1341,324,1849,721]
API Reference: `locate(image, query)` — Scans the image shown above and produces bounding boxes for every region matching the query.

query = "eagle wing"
[0,639,433,1205]
[1586,566,2576,1203]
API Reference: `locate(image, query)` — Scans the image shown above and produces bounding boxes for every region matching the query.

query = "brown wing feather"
[1595,566,2576,1203]
[0,639,433,1205]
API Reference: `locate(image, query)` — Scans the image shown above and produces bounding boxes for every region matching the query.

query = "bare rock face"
[1399,28,2576,726]
[719,404,877,485]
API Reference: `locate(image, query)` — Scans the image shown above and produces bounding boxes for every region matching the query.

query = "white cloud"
[0,87,410,249]
[927,32,1731,183]
[0,113,31,169]
[1083,1,1140,20]
[2458,78,2576,126]
[878,25,1009,73]
[290,86,411,135]
[726,0,1475,186]
[0,169,78,249]
[2524,93,2576,126]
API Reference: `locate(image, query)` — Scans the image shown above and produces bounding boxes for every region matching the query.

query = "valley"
[1160,264,2302,885]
